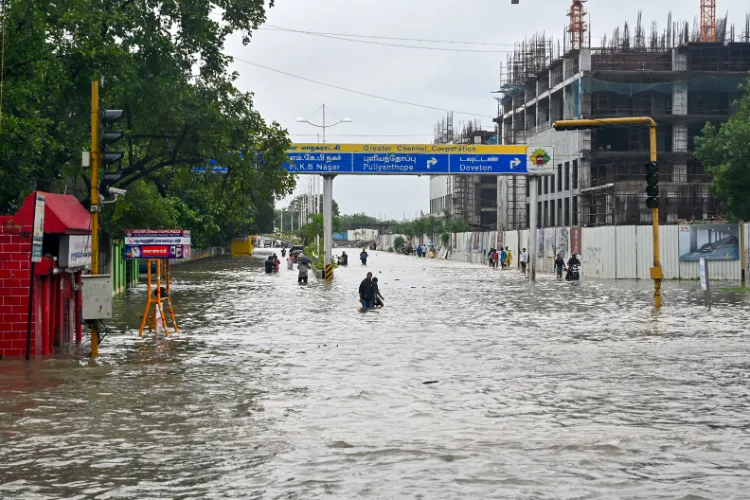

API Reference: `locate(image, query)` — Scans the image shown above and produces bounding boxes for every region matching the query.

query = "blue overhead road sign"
[283,144,554,175]
[352,153,450,174]
[452,154,525,174]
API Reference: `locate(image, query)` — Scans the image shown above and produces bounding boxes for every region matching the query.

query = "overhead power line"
[235,58,494,119]
[264,24,516,47]
[261,25,513,53]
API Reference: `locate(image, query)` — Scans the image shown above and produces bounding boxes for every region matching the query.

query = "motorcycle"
[565,264,580,281]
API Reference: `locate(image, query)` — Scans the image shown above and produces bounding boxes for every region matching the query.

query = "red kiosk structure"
[0,192,92,359]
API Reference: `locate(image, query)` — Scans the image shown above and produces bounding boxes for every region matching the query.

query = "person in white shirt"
[519,248,529,273]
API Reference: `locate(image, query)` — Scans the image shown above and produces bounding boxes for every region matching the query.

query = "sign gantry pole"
[323,175,334,281]
[528,176,538,281]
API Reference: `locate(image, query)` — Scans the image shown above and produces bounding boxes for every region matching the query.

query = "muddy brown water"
[1,250,750,499]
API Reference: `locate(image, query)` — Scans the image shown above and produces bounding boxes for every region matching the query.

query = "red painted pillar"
[64,274,73,344]
[34,276,43,356]
[41,277,50,356]
[57,275,65,346]
[75,272,82,344]
[51,274,59,352]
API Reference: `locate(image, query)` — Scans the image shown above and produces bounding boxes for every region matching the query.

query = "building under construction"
[495,3,750,230]
[429,114,498,229]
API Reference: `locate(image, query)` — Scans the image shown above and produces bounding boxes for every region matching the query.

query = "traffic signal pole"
[648,123,663,309]
[90,80,100,357]
[553,117,663,309]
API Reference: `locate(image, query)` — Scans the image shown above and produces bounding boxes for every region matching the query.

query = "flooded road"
[2,250,750,499]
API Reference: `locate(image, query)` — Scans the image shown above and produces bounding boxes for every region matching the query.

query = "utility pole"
[90,80,101,358]
[529,176,538,281]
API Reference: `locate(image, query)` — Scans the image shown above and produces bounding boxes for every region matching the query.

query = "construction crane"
[700,0,717,42]
[568,0,588,50]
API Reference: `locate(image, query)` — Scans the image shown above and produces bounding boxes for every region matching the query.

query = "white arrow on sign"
[510,158,521,169]
[426,157,438,169]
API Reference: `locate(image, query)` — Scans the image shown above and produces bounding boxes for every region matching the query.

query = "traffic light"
[645,161,659,209]
[100,109,125,167]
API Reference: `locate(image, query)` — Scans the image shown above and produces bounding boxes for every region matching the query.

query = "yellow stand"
[139,260,179,337]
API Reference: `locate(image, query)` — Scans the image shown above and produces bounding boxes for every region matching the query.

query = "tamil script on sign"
[282,144,553,176]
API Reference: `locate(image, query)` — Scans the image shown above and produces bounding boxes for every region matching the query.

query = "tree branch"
[119,157,204,188]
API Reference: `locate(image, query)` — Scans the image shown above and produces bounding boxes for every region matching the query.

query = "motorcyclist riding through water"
[566,252,581,281]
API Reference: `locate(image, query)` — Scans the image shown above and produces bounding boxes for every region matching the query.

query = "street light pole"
[296,106,351,280]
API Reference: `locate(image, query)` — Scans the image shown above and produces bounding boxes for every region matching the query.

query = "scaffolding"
[498,8,750,229]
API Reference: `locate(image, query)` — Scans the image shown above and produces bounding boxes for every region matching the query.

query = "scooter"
[565,264,580,281]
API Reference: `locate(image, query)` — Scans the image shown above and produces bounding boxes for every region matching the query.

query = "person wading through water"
[359,272,374,308]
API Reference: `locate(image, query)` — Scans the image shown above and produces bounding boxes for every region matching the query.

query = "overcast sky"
[226,0,747,220]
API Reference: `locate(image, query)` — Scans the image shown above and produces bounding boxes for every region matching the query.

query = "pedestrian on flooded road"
[360,248,369,266]
[555,253,565,279]
[264,255,275,273]
[372,277,385,307]
[297,252,311,284]
[488,248,496,268]
[505,247,513,268]
[520,248,528,273]
[359,272,374,308]
[500,248,508,269]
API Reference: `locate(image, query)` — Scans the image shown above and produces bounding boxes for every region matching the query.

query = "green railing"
[111,240,139,296]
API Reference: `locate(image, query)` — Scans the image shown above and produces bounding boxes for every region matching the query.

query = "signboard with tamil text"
[124,230,191,260]
[31,193,46,263]
[58,235,92,268]
[283,144,554,176]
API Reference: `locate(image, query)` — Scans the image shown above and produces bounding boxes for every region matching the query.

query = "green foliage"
[440,232,451,249]
[339,212,381,231]
[447,218,470,233]
[695,78,750,220]
[299,214,342,246]
[0,0,294,247]
[393,236,405,250]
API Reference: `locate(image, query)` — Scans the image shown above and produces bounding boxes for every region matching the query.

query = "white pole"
[323,175,334,270]
[529,176,538,281]
[496,176,502,233]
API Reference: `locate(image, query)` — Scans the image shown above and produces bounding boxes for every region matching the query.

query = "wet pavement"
[1,249,750,499]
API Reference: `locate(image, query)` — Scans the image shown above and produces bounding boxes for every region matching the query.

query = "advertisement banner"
[497,231,504,250]
[126,244,190,260]
[556,227,570,259]
[59,235,92,268]
[125,230,191,260]
[125,229,191,246]
[31,193,46,263]
[679,224,739,261]
[571,226,582,256]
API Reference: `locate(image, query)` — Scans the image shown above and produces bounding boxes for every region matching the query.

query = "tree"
[447,219,470,233]
[0,0,294,246]
[440,232,451,250]
[695,78,750,220]
[299,214,342,245]
[394,236,406,251]
[339,213,380,231]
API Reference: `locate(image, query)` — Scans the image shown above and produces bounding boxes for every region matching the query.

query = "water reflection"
[1,250,749,499]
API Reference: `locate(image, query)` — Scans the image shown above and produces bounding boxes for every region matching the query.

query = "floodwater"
[2,250,750,499]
